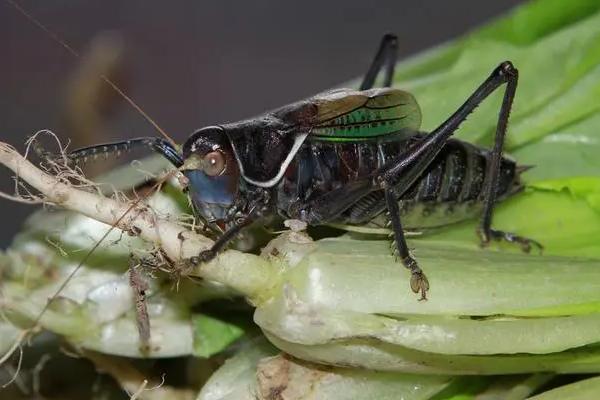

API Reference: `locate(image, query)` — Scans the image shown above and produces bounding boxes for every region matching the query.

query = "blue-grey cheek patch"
[185,170,235,205]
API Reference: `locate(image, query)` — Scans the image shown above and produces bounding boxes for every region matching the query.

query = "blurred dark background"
[0,0,522,248]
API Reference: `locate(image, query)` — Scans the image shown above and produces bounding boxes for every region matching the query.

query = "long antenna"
[2,1,182,358]
[6,0,177,147]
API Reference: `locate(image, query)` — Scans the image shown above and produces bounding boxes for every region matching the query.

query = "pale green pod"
[265,333,600,375]
[197,339,277,400]
[251,234,600,373]
[527,376,600,400]
[272,236,600,318]
[466,374,553,400]
[2,234,242,358]
[197,337,456,400]
[255,288,600,355]
[0,322,22,356]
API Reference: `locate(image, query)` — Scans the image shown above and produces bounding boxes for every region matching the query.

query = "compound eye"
[203,150,226,176]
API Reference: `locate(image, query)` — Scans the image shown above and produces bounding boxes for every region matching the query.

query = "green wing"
[310,88,422,141]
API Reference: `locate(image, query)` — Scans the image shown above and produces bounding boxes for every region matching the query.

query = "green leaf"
[422,188,600,258]
[192,315,244,358]
[512,114,600,181]
[529,177,600,212]
[397,1,600,150]
[475,0,600,45]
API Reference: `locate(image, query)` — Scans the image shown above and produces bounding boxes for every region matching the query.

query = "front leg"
[189,216,254,265]
[384,186,429,300]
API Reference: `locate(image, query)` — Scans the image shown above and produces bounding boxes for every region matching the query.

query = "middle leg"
[360,34,398,90]
[472,64,542,252]
[384,187,429,300]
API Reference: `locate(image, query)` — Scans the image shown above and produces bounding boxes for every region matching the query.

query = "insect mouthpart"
[183,169,236,220]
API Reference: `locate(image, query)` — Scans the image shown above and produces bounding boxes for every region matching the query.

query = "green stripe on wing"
[311,88,422,141]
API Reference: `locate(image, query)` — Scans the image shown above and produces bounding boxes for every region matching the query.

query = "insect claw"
[410,271,430,300]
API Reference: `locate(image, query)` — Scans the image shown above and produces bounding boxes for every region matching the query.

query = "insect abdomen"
[400,139,519,203]
[277,135,522,229]
[391,139,521,229]
[344,136,523,228]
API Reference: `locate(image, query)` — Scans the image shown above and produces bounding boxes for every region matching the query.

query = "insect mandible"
[51,34,542,300]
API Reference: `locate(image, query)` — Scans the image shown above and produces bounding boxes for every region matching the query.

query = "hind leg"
[375,61,539,299]
[384,188,429,300]
[475,63,542,253]
[481,229,543,253]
